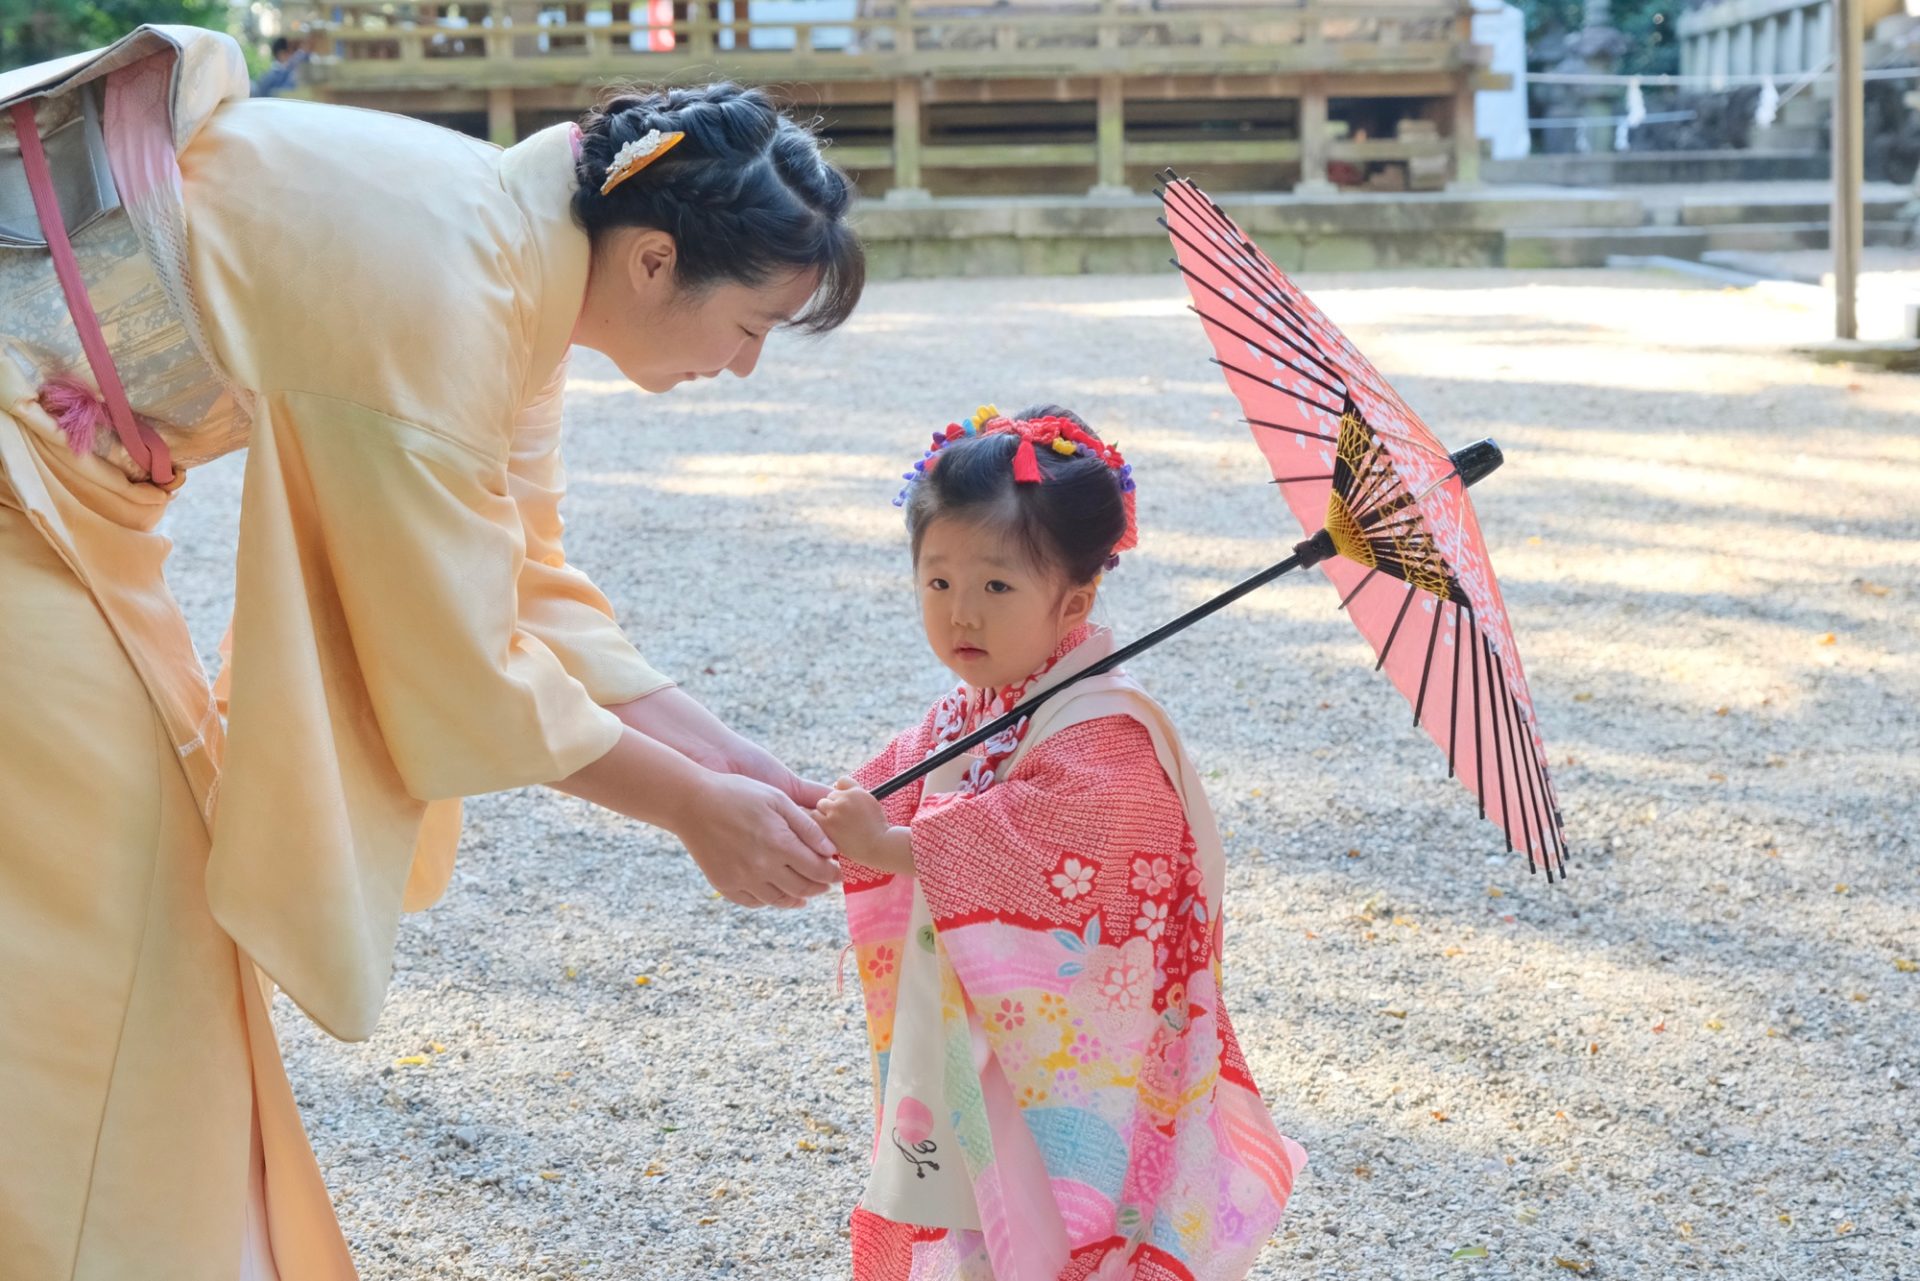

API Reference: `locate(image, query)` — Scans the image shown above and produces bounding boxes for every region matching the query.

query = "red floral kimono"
[843,626,1306,1281]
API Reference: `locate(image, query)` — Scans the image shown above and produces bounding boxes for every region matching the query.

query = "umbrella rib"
[1245,416,1339,446]
[1497,668,1543,875]
[1160,186,1320,339]
[1168,252,1338,368]
[1506,677,1551,878]
[1186,294,1350,398]
[1162,213,1319,343]
[1411,596,1445,726]
[1447,602,1466,779]
[1481,632,1516,858]
[1175,270,1349,393]
[1512,688,1565,876]
[1338,567,1380,611]
[1213,357,1343,417]
[1271,473,1335,485]
[1161,211,1321,350]
[1469,607,1486,820]
[1374,583,1418,673]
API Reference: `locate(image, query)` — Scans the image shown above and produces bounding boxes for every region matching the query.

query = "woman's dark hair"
[903,404,1128,586]
[572,83,864,335]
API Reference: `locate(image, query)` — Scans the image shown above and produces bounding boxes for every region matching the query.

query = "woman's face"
[575,228,819,394]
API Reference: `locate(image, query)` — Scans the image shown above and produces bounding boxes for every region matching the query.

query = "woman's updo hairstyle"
[572,82,864,334]
[904,404,1129,586]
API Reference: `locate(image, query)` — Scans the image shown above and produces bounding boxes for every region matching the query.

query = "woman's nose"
[727,334,765,379]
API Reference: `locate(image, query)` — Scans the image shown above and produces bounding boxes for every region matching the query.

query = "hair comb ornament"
[600,128,687,195]
[893,404,1139,564]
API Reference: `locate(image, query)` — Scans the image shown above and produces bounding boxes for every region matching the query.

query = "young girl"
[815,405,1307,1281]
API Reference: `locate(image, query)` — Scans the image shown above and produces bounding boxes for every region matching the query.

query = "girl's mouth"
[953,645,988,660]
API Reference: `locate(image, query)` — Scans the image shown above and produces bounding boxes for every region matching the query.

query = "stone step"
[1672,196,1911,227]
[1505,220,1915,268]
[1503,226,1709,268]
[1701,220,1915,252]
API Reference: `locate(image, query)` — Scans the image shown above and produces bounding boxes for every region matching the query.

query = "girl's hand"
[816,779,915,877]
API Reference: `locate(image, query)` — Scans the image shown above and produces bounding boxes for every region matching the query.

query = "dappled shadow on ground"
[254,270,1917,1278]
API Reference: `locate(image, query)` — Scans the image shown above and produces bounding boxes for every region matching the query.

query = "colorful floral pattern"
[843,631,1305,1281]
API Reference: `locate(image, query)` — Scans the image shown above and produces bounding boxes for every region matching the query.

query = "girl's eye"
[742,328,764,341]
[928,578,949,591]
[986,580,1013,594]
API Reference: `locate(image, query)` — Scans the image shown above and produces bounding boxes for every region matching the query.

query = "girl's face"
[916,513,1098,691]
[575,228,818,394]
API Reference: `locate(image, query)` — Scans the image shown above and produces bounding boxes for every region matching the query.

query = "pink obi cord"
[10,98,175,486]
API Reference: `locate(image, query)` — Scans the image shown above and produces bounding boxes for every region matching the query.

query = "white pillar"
[1757,17,1778,77]
[1785,6,1807,74]
[1732,21,1755,76]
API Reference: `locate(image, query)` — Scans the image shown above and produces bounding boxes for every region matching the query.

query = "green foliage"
[0,0,227,74]
[1516,0,1683,77]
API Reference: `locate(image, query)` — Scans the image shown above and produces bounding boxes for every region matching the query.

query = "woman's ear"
[625,228,678,289]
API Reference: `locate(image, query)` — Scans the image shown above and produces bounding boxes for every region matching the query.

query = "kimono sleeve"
[206,388,625,1041]
[509,359,673,706]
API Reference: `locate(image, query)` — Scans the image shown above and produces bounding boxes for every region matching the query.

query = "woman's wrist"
[609,687,747,773]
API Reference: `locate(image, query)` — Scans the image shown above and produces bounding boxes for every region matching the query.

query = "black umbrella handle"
[870,534,1333,801]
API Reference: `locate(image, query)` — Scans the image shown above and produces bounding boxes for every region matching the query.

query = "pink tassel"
[1010,436,1042,484]
[37,376,110,457]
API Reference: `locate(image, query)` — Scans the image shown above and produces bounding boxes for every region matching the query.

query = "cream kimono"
[1,26,667,1279]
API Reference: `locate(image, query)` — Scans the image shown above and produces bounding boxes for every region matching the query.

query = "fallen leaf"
[1347,848,1363,859]
[1487,887,1505,899]
[1452,1244,1490,1260]
[1834,884,1850,895]
[1364,930,1378,941]
[1573,692,1594,703]
[1836,1221,1854,1235]
[1651,1020,1666,1033]
[1778,1213,1792,1226]
[1554,1110,1569,1121]
[564,966,578,981]
[1817,632,1836,646]
[1589,1042,1600,1055]
[1856,580,1890,597]
[394,1055,429,1067]
[1526,535,1543,545]
[1705,1018,1725,1031]
[1304,930,1320,940]
[795,1138,819,1152]
[642,1162,665,1177]
[1895,959,1917,973]
[710,1184,729,1199]
[538,1170,562,1182]
[1353,1164,1374,1180]
[1514,1205,1541,1225]
[1393,915,1418,928]
[1678,1222,1694,1237]
[1553,1259,1594,1275]
[698,1216,717,1226]
[1714,705,1729,717]
[1444,946,1464,958]
[1766,1027,1780,1038]
[1851,992,1869,1002]
[1383,1009,1408,1019]
[1430,1110,1450,1123]
[429,1042,447,1054]
[634,975,653,986]
[1708,771,1727,782]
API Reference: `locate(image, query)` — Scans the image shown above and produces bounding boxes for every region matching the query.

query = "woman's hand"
[611,687,830,808]
[816,779,915,877]
[677,772,843,908]
[552,725,840,908]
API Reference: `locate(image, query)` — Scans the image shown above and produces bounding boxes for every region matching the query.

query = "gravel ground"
[163,268,1919,1279]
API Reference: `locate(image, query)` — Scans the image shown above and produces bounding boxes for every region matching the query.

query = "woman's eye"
[986,580,1013,594]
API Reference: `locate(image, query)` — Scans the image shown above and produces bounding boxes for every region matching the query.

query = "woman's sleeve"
[508,359,674,706]
[205,387,629,1041]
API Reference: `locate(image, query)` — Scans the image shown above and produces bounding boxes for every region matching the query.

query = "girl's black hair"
[571,83,864,335]
[903,404,1128,585]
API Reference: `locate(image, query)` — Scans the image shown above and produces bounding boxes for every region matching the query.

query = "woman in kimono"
[816,407,1308,1280]
[0,25,861,1280]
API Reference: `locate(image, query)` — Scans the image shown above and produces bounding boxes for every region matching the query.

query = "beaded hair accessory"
[600,128,687,195]
[894,404,1140,565]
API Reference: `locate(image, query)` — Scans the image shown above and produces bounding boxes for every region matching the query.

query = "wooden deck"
[285,0,1502,194]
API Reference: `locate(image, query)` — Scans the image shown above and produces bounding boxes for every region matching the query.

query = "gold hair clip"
[600,128,687,195]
